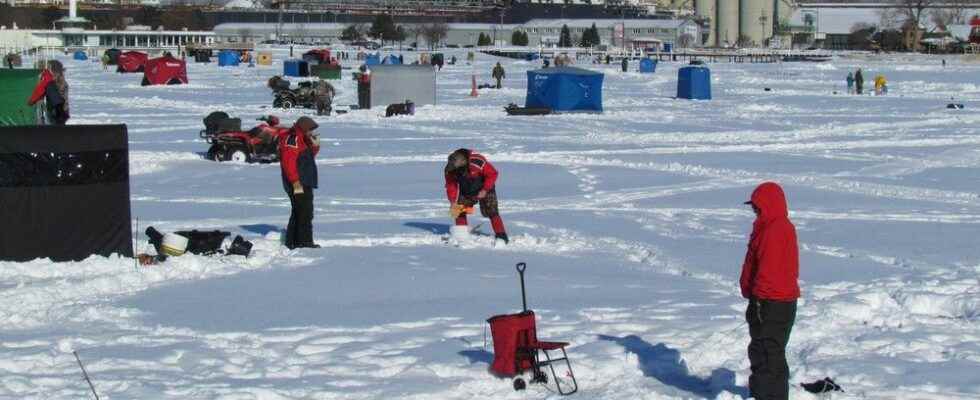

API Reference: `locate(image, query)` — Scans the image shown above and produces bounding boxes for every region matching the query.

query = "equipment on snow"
[486,263,578,395]
[801,377,844,394]
[504,103,552,116]
[160,233,189,257]
[201,111,284,163]
[268,76,335,115]
[385,100,415,117]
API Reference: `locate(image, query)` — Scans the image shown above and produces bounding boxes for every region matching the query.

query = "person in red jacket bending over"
[740,182,800,400]
[279,116,321,249]
[445,148,509,244]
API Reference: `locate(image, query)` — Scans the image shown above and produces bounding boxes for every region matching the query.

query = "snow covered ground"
[1,49,979,399]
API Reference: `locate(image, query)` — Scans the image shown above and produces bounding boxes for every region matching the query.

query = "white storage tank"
[740,0,773,47]
[694,0,717,47]
[716,0,740,47]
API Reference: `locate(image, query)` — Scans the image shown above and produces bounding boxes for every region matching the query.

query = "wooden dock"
[482,48,834,64]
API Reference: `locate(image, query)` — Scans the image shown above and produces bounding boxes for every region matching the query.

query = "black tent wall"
[0,125,133,262]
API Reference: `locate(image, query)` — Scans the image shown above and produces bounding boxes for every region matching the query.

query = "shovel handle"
[516,262,527,312]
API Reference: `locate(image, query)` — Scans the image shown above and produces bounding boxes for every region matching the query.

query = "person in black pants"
[740,182,800,400]
[279,117,321,249]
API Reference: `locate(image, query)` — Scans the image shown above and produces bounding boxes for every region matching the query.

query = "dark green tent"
[0,69,40,126]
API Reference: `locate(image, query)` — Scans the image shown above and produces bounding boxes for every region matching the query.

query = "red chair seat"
[530,341,568,351]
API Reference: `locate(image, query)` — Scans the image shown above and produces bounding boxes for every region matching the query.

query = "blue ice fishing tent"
[525,52,540,61]
[283,59,309,77]
[382,54,402,65]
[663,43,673,53]
[525,67,604,113]
[639,58,657,73]
[73,50,88,61]
[218,50,240,66]
[365,53,381,66]
[677,65,711,100]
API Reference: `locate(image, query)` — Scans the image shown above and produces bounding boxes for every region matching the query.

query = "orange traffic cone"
[470,74,479,97]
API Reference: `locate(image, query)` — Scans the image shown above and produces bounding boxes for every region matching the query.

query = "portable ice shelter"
[639,58,657,73]
[382,54,402,65]
[0,124,133,262]
[0,69,41,126]
[431,53,445,68]
[364,53,381,66]
[142,55,188,86]
[360,64,436,109]
[194,52,211,63]
[677,65,711,100]
[283,59,309,77]
[116,51,148,73]
[525,67,603,113]
[104,48,121,65]
[311,64,341,80]
[257,52,273,65]
[218,50,240,66]
[73,50,88,61]
[302,49,331,64]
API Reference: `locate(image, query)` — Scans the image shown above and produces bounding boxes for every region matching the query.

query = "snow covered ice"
[2,50,979,399]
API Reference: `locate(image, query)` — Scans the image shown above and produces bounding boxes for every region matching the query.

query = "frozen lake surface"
[1,50,979,399]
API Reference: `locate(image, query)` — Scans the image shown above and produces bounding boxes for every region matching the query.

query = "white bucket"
[161,233,188,257]
[450,225,471,242]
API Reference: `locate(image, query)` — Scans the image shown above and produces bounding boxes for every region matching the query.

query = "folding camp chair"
[487,263,578,395]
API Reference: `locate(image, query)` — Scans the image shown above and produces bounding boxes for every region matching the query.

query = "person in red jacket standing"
[445,148,508,244]
[740,182,800,400]
[279,117,321,249]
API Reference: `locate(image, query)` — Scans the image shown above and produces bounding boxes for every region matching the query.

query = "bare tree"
[878,0,934,51]
[930,0,972,30]
[677,33,694,49]
[421,22,448,50]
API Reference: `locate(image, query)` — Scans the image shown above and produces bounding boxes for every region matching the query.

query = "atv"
[200,112,285,163]
[268,76,335,115]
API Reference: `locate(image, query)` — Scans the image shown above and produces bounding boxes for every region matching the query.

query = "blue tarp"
[639,58,657,73]
[218,50,240,66]
[365,54,381,66]
[525,67,603,113]
[73,51,87,61]
[283,59,309,77]
[677,65,711,100]
[382,55,402,65]
[525,53,540,61]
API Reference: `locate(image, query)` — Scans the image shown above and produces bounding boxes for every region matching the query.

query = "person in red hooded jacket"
[279,117,321,249]
[445,148,508,244]
[740,182,800,400]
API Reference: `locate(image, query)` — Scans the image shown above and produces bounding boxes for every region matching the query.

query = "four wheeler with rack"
[268,76,335,116]
[200,112,285,163]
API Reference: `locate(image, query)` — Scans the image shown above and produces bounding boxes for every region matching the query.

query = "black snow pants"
[746,299,797,400]
[285,187,314,248]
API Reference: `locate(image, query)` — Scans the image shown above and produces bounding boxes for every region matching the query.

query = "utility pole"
[758,10,768,47]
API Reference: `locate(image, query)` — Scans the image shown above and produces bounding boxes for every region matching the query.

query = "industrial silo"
[694,0,717,47]
[740,0,774,47]
[716,0,739,47]
[738,0,774,46]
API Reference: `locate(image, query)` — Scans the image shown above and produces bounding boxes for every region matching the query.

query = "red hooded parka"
[740,182,800,301]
